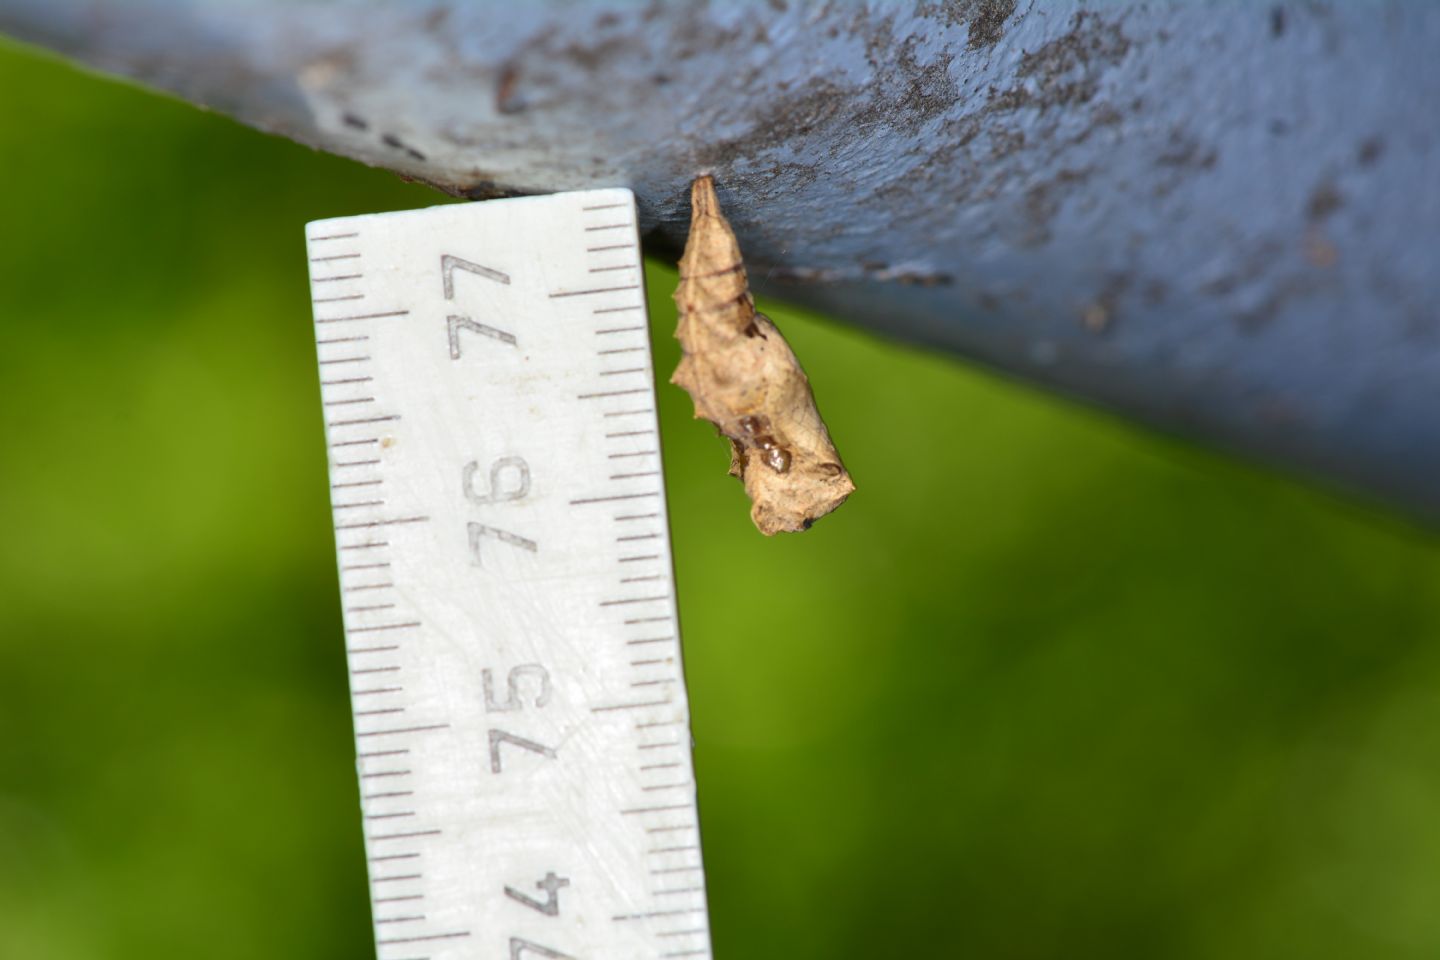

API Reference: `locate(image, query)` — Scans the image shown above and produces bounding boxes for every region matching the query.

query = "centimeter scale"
[304,190,710,960]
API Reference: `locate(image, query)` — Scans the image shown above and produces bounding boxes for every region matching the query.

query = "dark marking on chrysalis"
[764,447,793,474]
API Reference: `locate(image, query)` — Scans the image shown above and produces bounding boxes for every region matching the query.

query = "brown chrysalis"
[671,175,855,535]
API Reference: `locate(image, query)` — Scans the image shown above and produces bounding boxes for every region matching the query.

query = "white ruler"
[305,190,711,960]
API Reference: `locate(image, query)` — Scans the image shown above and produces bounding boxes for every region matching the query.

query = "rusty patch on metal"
[921,0,1020,49]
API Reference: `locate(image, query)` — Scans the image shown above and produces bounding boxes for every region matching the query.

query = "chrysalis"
[671,175,855,535]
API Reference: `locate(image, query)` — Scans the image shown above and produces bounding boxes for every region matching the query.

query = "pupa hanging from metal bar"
[671,175,855,535]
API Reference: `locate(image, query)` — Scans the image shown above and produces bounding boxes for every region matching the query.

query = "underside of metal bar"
[3,0,1437,518]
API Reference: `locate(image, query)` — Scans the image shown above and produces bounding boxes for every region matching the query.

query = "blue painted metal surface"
[2,1,1437,517]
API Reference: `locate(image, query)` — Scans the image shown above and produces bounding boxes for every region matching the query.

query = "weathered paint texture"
[1,1,1437,518]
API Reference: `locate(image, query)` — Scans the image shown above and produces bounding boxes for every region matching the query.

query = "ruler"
[305,190,711,960]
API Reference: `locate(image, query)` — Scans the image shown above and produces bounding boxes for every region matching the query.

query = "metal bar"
[2,0,1437,518]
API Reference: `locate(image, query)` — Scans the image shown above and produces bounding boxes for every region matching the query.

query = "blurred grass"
[2,37,1439,960]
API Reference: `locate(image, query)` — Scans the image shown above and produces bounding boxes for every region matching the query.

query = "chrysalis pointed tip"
[690,174,720,220]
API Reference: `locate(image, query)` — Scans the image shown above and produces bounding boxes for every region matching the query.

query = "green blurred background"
[3,38,1439,960]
